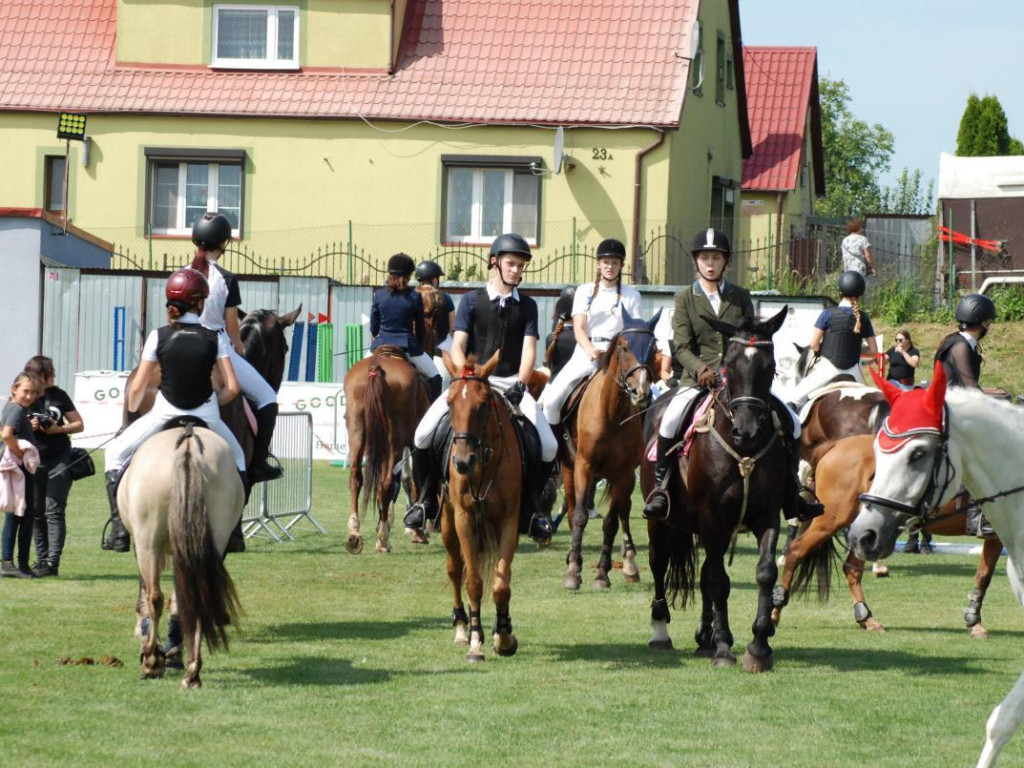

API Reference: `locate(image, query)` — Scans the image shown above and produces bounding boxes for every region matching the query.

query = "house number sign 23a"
[592,148,614,160]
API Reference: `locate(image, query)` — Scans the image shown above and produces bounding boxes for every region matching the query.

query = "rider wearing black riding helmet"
[544,285,578,378]
[937,293,997,536]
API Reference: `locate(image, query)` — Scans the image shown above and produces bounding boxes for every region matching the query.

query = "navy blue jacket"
[370,287,426,356]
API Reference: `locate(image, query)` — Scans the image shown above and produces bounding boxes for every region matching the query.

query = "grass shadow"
[545,641,706,669]
[783,646,990,674]
[243,655,391,686]
[254,617,440,643]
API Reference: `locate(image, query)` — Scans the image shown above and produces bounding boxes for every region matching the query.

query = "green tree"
[956,94,1024,156]
[816,78,895,217]
[879,167,934,215]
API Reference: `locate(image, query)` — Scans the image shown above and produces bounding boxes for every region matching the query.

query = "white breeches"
[658,386,800,440]
[228,343,277,410]
[538,344,602,424]
[414,373,557,462]
[106,392,246,473]
[789,357,864,409]
[434,337,453,389]
[409,352,440,379]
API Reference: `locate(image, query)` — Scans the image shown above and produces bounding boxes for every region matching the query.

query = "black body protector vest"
[819,308,862,369]
[935,332,982,388]
[466,288,526,378]
[156,323,220,410]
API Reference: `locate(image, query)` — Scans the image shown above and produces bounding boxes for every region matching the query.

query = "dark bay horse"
[343,348,430,554]
[642,308,788,672]
[560,310,661,591]
[120,423,244,687]
[773,432,1003,637]
[440,351,521,662]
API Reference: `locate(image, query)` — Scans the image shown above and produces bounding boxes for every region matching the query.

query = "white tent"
[938,152,1024,200]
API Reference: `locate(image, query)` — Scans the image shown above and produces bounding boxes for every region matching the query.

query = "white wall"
[0,220,42,390]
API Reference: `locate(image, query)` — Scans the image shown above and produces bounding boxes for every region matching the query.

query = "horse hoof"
[346,535,364,555]
[695,647,714,659]
[375,541,392,554]
[712,655,737,668]
[592,576,611,590]
[742,650,773,674]
[410,530,429,545]
[969,625,990,640]
[770,608,781,626]
[536,537,552,549]
[623,571,641,584]
[563,569,582,591]
[466,652,485,663]
[860,618,886,633]
[872,566,889,578]
[494,635,519,657]
[182,677,202,689]
[648,639,674,651]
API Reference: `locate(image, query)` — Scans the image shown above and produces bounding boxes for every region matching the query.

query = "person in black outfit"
[544,285,577,378]
[1,373,42,578]
[24,356,84,577]
[885,329,920,391]
[935,293,997,537]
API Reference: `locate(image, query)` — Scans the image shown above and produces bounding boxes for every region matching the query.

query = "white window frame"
[149,161,242,237]
[443,167,540,246]
[211,4,300,70]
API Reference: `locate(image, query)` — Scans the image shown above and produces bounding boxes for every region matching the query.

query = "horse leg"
[966,538,1002,639]
[618,472,641,583]
[593,483,621,590]
[743,526,779,674]
[694,562,715,658]
[563,460,592,591]
[183,611,204,689]
[492,517,519,657]
[978,668,1024,768]
[137,553,166,680]
[843,551,883,632]
[346,430,366,555]
[441,503,469,646]
[705,551,736,667]
[648,526,674,650]
[770,522,828,626]
[457,516,486,663]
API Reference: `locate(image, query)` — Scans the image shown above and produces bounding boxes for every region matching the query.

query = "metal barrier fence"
[242,411,324,542]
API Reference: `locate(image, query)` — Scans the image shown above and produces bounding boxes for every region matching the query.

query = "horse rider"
[936,293,997,537]
[404,232,558,541]
[189,213,282,484]
[414,259,457,389]
[544,285,577,378]
[641,228,823,523]
[788,270,879,410]
[102,269,247,552]
[539,238,643,426]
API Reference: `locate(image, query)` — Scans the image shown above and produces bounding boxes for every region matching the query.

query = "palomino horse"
[439,351,522,662]
[560,309,661,591]
[343,348,430,554]
[642,308,788,672]
[119,422,244,687]
[772,432,1003,636]
[851,363,1024,768]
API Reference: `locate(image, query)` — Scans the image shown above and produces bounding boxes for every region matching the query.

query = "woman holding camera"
[25,356,83,577]
[885,329,920,391]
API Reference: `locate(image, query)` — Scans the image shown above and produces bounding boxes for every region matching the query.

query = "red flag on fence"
[937,226,1003,253]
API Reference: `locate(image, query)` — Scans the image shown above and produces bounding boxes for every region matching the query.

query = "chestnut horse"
[772,433,1002,637]
[416,284,447,358]
[560,310,661,591]
[440,351,521,662]
[120,423,244,687]
[643,308,788,672]
[343,348,430,554]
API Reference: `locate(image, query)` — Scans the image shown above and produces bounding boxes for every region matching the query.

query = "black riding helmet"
[192,212,233,251]
[956,293,997,326]
[491,233,532,260]
[387,252,416,276]
[691,228,731,257]
[554,285,576,320]
[596,238,626,260]
[415,260,444,282]
[837,270,866,298]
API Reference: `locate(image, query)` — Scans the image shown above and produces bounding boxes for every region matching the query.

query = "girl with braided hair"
[539,239,642,425]
[789,270,878,410]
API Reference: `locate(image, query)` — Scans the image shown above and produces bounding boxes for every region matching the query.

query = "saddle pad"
[243,399,258,435]
[681,393,715,457]
[372,344,408,360]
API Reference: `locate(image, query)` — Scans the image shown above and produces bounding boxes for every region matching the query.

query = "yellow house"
[738,46,824,286]
[0,0,752,286]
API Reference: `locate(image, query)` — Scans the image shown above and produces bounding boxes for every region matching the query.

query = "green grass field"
[2,460,1024,767]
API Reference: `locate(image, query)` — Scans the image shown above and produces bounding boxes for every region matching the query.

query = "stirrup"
[404,500,428,530]
[101,517,131,553]
[642,488,671,522]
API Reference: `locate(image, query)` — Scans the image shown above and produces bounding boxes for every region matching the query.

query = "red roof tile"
[0,0,700,127]
[741,46,818,191]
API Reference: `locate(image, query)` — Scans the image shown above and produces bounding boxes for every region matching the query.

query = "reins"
[451,372,509,506]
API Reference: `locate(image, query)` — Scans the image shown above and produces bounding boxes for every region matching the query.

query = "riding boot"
[783,435,823,522]
[642,435,677,521]
[427,374,443,402]
[523,460,556,542]
[404,446,439,530]
[965,501,994,538]
[224,470,250,554]
[102,470,131,553]
[249,403,283,483]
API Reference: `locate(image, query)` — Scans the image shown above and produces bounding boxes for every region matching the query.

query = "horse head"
[240,305,301,393]
[444,349,501,476]
[703,306,787,453]
[601,307,662,408]
[850,361,954,561]
[792,343,819,382]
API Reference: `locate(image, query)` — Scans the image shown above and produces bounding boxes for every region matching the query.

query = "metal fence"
[241,411,323,542]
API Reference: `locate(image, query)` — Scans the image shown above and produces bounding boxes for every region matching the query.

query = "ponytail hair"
[166,299,195,321]
[189,252,210,277]
[544,315,568,367]
[850,296,862,335]
[585,269,622,313]
[386,273,409,294]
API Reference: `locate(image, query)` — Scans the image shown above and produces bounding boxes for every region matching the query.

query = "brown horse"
[416,284,448,358]
[343,348,430,554]
[643,308,789,672]
[772,433,1003,637]
[440,351,521,662]
[560,310,661,591]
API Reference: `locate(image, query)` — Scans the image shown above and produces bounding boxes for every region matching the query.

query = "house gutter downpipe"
[632,131,666,283]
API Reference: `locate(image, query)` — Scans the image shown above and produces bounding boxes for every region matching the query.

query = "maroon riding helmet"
[165,268,210,306]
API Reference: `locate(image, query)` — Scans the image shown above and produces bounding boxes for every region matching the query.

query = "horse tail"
[362,364,393,512]
[790,532,839,603]
[662,525,698,608]
[169,427,241,653]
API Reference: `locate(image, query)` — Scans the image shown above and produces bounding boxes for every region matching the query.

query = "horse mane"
[597,335,618,372]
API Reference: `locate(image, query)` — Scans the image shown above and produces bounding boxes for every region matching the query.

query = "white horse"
[120,421,245,687]
[850,362,1024,767]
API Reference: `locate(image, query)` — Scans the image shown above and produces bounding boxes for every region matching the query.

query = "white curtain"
[218,10,267,59]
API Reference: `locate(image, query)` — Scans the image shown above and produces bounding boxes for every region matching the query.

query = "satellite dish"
[687,19,701,60]
[553,126,565,175]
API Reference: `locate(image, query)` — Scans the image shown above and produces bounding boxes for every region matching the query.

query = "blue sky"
[738,0,1024,189]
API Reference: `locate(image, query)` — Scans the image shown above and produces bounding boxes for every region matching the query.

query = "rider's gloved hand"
[696,364,717,389]
[506,380,526,406]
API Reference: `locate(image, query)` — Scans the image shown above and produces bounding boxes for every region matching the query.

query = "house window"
[212,5,299,69]
[690,22,704,95]
[44,155,66,213]
[441,157,542,245]
[146,149,245,236]
[715,35,726,105]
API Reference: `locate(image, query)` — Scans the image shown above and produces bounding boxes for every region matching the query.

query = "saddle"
[372,344,407,360]
[557,371,599,458]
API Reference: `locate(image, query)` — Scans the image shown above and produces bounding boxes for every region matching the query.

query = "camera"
[30,412,53,430]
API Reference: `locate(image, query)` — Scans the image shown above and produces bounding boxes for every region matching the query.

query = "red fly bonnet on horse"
[870,362,947,454]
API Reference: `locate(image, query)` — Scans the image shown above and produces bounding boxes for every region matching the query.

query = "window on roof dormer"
[212,5,299,70]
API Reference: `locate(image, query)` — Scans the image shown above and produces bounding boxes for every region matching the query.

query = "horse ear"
[237,308,247,322]
[278,305,302,328]
[764,305,788,336]
[441,350,459,378]
[702,314,736,337]
[870,366,903,404]
[621,306,634,325]
[478,349,502,378]
[647,307,663,331]
[925,360,948,413]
